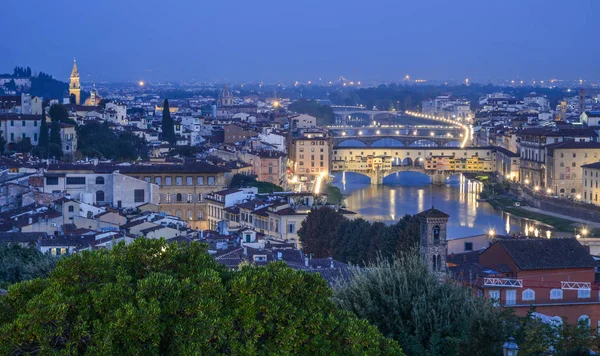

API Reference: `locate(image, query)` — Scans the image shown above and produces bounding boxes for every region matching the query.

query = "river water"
[331,172,555,239]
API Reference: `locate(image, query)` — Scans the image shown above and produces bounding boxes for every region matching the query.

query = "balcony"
[483,277,523,288]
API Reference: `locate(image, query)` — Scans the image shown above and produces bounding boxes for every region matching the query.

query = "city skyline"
[2,0,599,83]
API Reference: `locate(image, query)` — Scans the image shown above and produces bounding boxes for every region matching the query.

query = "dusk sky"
[2,0,598,83]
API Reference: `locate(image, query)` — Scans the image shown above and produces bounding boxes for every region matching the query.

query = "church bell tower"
[416,207,449,273]
[69,59,81,105]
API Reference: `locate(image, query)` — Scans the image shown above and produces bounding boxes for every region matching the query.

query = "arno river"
[331,172,554,239]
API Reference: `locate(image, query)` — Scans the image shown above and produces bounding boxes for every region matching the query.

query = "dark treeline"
[288,99,336,125]
[298,207,419,265]
[77,121,149,161]
[328,84,570,112]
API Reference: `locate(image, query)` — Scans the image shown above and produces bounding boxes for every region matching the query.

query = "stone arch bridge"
[334,135,461,148]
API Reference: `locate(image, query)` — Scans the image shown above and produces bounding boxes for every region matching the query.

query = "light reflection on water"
[331,172,552,239]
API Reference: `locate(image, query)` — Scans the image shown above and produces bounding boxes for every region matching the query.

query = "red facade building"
[450,238,600,328]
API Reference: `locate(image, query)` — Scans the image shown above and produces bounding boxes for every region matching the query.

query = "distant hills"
[0,66,68,101]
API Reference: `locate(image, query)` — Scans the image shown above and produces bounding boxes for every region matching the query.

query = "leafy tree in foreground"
[0,244,56,289]
[333,251,509,356]
[0,238,401,355]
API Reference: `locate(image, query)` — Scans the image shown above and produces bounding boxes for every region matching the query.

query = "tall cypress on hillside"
[49,119,62,159]
[38,109,49,150]
[161,99,175,144]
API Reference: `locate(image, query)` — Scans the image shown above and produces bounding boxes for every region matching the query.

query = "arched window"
[96,176,104,185]
[176,210,182,218]
[176,193,182,203]
[522,289,535,301]
[578,315,591,328]
[559,188,565,194]
[433,225,440,244]
[432,254,437,271]
[571,188,576,193]
[96,190,105,202]
[550,289,563,300]
[436,255,442,271]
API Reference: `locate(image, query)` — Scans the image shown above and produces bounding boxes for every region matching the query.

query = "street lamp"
[546,188,552,194]
[502,337,519,356]
[576,194,582,200]
[581,228,589,237]
[524,179,530,185]
[534,186,540,192]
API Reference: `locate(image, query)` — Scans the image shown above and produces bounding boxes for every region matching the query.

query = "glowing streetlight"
[376,130,381,135]
[581,228,589,237]
[358,131,363,135]
[430,132,435,137]
[524,179,530,185]
[546,188,552,194]
[576,194,582,200]
[488,228,496,237]
[273,100,280,109]
[138,80,145,87]
[534,186,540,192]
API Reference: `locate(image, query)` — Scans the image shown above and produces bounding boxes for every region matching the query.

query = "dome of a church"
[219,84,233,99]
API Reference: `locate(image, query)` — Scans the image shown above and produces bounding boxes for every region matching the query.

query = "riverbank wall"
[519,187,600,224]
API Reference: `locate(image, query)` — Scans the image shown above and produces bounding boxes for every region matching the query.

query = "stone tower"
[69,59,81,105]
[416,207,449,273]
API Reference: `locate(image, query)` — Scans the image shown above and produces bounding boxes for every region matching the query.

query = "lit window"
[550,289,563,300]
[522,289,535,301]
[489,290,500,306]
[506,289,516,306]
[578,289,591,299]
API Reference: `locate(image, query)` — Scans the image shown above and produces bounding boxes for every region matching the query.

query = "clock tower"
[69,59,81,105]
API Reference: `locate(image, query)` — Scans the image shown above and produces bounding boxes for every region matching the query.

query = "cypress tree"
[38,109,49,150]
[49,119,62,159]
[161,99,175,144]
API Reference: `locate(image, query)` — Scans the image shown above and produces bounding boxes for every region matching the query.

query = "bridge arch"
[443,140,461,147]
[414,157,424,167]
[337,139,368,147]
[409,139,439,147]
[371,137,405,148]
[402,157,413,166]
[381,170,433,184]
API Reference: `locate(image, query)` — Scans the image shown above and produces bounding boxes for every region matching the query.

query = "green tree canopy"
[229,173,283,194]
[333,251,510,355]
[0,244,56,289]
[288,99,335,125]
[0,238,401,355]
[298,207,418,264]
[77,122,148,161]
[49,104,69,123]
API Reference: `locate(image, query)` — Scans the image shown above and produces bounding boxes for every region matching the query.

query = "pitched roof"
[416,207,449,219]
[546,141,600,150]
[582,162,600,170]
[496,238,595,270]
